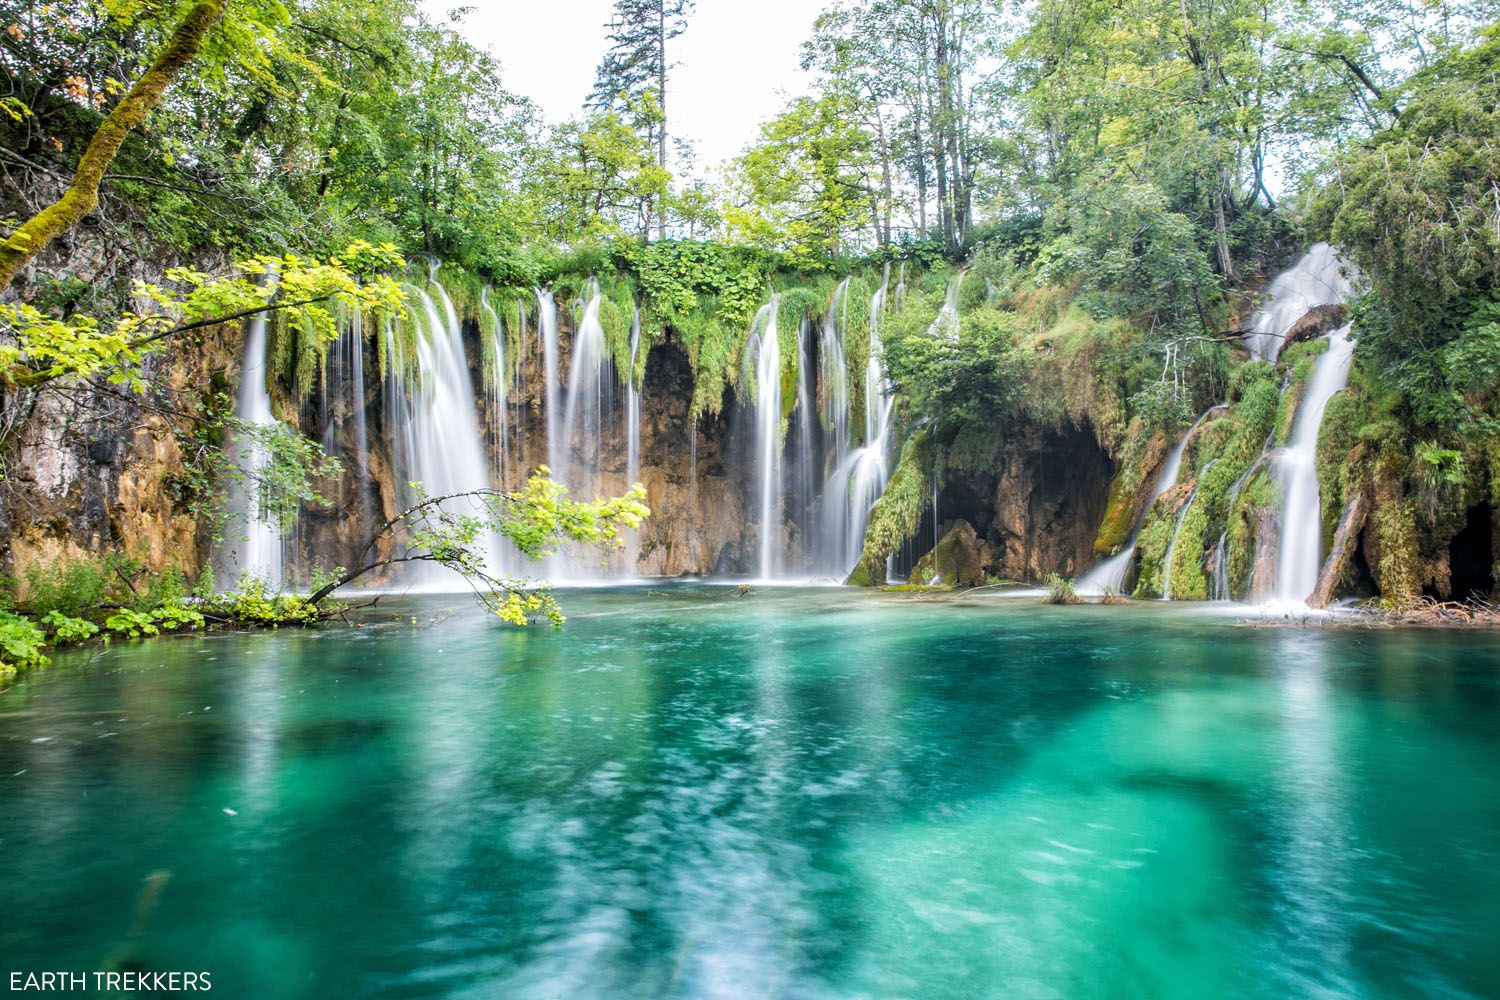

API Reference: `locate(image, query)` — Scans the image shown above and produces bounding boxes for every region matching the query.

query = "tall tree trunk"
[1214,176,1236,281]
[655,3,668,240]
[875,109,893,245]
[0,0,227,294]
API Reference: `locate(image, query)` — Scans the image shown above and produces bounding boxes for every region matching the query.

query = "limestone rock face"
[958,421,1115,582]
[1249,506,1281,600]
[0,324,237,589]
[911,519,986,586]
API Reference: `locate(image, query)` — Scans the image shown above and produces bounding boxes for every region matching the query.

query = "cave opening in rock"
[1447,503,1495,600]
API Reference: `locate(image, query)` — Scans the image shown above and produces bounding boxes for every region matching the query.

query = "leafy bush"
[105,609,160,638]
[0,611,49,674]
[40,611,99,644]
[151,602,206,631]
[206,579,322,625]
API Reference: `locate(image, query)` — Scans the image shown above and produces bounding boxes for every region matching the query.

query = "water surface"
[2,588,1498,998]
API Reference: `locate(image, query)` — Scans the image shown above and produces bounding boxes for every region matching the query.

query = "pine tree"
[587,0,695,239]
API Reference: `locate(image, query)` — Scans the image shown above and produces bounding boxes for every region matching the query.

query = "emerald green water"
[2,588,1499,998]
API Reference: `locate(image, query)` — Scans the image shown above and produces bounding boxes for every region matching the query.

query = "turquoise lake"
[2,588,1498,998]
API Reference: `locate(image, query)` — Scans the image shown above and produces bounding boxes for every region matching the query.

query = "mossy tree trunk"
[0,0,227,294]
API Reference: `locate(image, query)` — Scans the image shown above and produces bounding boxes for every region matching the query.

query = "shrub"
[40,611,99,644]
[0,611,49,675]
[23,559,109,617]
[1044,573,1082,605]
[106,609,160,638]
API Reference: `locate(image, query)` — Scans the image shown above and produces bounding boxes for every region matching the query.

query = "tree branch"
[0,0,227,293]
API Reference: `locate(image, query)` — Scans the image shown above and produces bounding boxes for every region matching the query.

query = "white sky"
[422,1,821,171]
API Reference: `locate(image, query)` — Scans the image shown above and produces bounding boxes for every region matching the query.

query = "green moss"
[853,430,933,586]
[1020,301,1135,453]
[1370,446,1422,607]
[1132,364,1279,598]
[1166,499,1211,600]
[1225,469,1274,599]
[431,261,486,317]
[1132,501,1177,598]
[1093,423,1163,556]
[676,296,744,420]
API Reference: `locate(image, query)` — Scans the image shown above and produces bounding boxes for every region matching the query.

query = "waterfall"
[746,296,782,581]
[820,280,852,464]
[1078,404,1223,596]
[792,318,818,563]
[1211,534,1231,601]
[536,289,563,479]
[625,307,642,489]
[1246,243,1349,361]
[623,307,643,575]
[481,288,511,491]
[216,308,284,590]
[316,304,372,548]
[1273,323,1356,603]
[383,278,503,582]
[559,280,609,494]
[816,276,896,577]
[928,270,965,339]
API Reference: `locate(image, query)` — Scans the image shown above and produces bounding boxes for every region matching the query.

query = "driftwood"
[1309,491,1367,609]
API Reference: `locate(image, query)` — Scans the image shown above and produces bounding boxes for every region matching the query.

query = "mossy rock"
[911,520,986,587]
[1094,429,1169,556]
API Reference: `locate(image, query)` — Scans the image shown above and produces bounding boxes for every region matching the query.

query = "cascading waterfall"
[623,307,643,575]
[1273,323,1356,603]
[559,280,609,494]
[928,270,965,339]
[536,289,563,480]
[816,276,896,577]
[216,308,284,589]
[1078,404,1223,596]
[480,288,512,491]
[820,279,852,464]
[746,296,783,581]
[792,318,818,553]
[1246,243,1349,361]
[546,281,624,581]
[314,304,373,546]
[383,277,504,582]
[625,307,642,489]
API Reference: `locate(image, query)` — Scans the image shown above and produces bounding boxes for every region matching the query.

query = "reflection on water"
[1,590,1499,998]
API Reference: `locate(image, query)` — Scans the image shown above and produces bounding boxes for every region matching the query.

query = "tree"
[533,102,668,245]
[587,0,695,239]
[0,241,404,393]
[0,0,227,292]
[801,0,998,255]
[1311,28,1500,437]
[721,90,876,265]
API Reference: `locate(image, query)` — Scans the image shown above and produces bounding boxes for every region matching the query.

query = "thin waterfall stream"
[215,305,284,589]
[1273,323,1357,603]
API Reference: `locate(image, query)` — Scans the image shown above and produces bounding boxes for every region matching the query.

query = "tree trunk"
[656,4,668,240]
[0,0,227,294]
